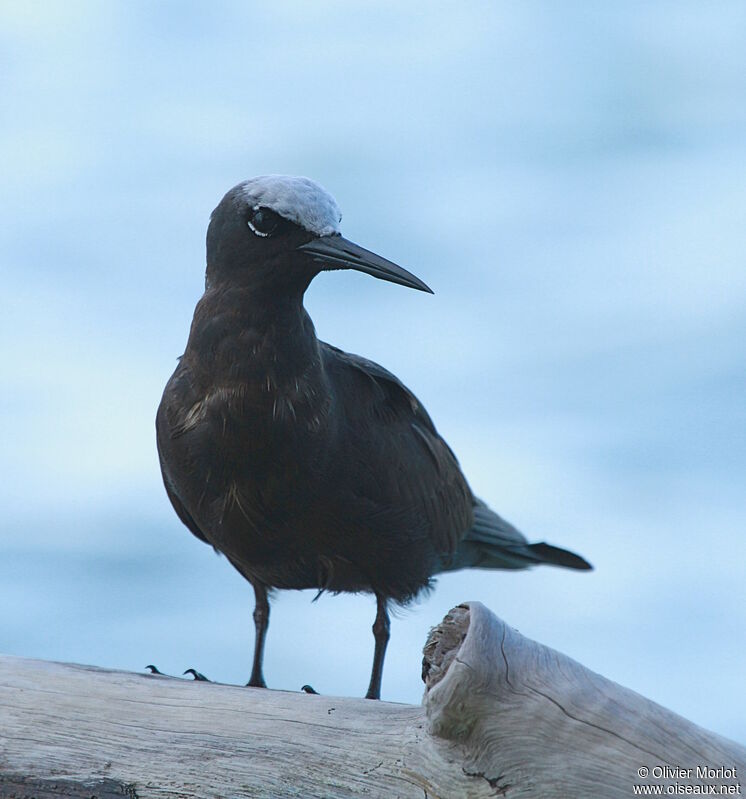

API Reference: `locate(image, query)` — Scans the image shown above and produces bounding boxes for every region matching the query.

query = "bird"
[156,175,591,700]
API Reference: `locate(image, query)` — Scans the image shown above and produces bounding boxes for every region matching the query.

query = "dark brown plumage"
[157,176,591,699]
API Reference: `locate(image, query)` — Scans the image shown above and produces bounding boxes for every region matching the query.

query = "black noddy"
[156,175,591,700]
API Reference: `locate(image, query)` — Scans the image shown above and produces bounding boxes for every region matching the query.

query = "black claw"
[301,684,319,694]
[183,668,210,682]
[145,664,164,674]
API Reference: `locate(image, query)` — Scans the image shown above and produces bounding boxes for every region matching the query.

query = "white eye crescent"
[248,206,281,237]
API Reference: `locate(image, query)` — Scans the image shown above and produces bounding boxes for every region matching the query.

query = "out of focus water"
[1,2,744,743]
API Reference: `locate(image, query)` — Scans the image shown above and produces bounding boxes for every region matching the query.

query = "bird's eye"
[248,206,282,238]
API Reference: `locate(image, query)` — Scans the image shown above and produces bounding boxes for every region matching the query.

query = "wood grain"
[1,602,743,798]
[423,602,746,798]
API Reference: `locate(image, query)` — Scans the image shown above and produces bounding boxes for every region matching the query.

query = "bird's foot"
[183,668,211,682]
[301,684,319,694]
[144,665,213,682]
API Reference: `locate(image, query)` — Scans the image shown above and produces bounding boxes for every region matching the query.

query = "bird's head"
[205,175,432,295]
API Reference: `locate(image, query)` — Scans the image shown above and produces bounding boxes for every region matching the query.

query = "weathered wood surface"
[0,657,451,798]
[0,602,743,798]
[422,603,746,797]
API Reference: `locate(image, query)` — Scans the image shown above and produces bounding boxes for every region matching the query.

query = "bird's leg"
[365,593,390,700]
[247,580,270,688]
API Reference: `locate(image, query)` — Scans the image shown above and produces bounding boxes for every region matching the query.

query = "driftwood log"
[0,601,743,798]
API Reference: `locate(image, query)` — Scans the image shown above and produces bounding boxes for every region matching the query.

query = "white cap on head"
[239,175,342,237]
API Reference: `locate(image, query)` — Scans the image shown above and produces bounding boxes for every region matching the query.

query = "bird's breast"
[165,355,335,493]
[160,363,338,556]
[174,372,331,455]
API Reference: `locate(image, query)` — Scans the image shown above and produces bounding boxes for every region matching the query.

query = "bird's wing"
[321,343,473,555]
[322,345,443,436]
[155,371,212,547]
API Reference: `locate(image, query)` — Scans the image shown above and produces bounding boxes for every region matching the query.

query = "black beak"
[297,235,433,294]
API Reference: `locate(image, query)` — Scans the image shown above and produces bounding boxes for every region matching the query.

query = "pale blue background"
[1,2,744,744]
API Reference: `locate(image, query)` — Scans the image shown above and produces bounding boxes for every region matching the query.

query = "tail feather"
[437,498,592,574]
[527,542,592,571]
